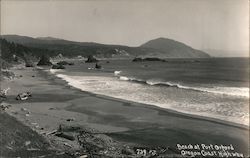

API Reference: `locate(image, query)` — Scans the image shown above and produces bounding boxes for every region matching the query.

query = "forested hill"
[1,35,143,58]
[2,35,210,59]
[0,38,56,63]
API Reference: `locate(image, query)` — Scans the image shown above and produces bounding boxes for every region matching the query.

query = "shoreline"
[1,66,249,157]
[47,68,249,130]
[40,67,249,153]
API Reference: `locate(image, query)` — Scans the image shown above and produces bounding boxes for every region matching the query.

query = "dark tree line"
[0,38,57,64]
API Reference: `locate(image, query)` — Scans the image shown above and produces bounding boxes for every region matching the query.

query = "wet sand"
[1,67,249,157]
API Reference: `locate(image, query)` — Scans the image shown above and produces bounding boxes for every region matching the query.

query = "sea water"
[50,58,249,126]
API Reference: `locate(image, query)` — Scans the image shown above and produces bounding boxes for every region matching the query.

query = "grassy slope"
[0,111,53,157]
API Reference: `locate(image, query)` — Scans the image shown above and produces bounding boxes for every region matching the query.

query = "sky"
[0,0,249,57]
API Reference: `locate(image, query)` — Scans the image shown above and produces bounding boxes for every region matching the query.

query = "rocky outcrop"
[51,64,65,69]
[85,55,98,63]
[25,60,34,67]
[95,63,102,69]
[56,61,74,65]
[132,57,144,62]
[37,55,52,66]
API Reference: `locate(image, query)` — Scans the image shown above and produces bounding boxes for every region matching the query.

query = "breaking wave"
[54,73,249,126]
[115,74,249,98]
[145,80,249,98]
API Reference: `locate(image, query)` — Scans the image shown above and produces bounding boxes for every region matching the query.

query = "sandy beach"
[0,66,249,157]
[1,0,249,157]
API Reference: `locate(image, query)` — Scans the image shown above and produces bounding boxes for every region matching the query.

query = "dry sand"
[1,66,249,157]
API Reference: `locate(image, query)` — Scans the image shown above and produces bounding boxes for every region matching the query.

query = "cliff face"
[140,38,210,58]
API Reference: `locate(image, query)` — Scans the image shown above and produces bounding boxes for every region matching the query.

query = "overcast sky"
[1,0,249,57]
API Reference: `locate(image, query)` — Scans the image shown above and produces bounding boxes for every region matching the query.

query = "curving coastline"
[52,69,249,127]
[1,67,249,157]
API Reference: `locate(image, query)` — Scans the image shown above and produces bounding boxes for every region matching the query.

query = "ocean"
[50,58,249,126]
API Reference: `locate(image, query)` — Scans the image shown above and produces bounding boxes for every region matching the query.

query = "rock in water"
[57,61,74,65]
[95,63,102,69]
[25,60,34,67]
[37,55,52,66]
[85,55,98,63]
[132,57,143,62]
[51,64,65,69]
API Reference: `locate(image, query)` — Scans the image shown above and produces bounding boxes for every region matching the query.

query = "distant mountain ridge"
[1,35,210,58]
[141,37,210,58]
[36,37,62,41]
[2,35,102,46]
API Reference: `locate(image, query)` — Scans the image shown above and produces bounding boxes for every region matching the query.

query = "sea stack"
[37,55,52,66]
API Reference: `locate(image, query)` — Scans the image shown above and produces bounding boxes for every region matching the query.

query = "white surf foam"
[55,74,249,126]
[114,71,122,76]
[49,69,65,74]
[145,80,249,98]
